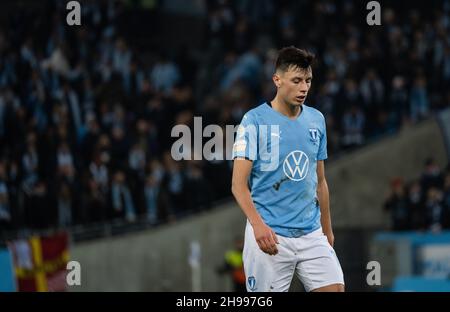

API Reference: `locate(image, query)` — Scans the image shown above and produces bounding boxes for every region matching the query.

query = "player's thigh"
[294,230,344,292]
[243,222,296,292]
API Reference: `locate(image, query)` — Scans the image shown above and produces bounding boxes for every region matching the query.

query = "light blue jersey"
[232,102,328,237]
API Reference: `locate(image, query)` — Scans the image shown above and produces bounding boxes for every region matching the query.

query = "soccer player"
[231,47,344,292]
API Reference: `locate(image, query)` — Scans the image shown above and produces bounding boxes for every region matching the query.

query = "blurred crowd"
[1,0,450,232]
[202,0,450,152]
[384,158,450,232]
[0,0,221,232]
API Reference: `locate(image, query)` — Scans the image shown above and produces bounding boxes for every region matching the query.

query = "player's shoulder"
[304,104,325,119]
[241,103,269,123]
[304,104,326,123]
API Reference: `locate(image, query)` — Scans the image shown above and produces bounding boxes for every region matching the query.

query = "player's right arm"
[231,158,279,255]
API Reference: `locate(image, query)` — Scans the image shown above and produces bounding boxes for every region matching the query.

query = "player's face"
[275,66,312,106]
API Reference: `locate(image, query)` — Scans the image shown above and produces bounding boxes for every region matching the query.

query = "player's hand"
[252,222,279,255]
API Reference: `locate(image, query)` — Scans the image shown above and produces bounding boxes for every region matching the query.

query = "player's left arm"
[316,160,334,247]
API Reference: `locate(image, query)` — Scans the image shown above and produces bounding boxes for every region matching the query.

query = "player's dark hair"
[275,47,315,72]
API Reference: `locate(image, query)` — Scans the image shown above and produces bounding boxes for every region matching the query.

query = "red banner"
[8,232,69,292]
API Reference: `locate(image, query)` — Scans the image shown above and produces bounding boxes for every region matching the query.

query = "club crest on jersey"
[309,128,319,142]
[248,276,257,291]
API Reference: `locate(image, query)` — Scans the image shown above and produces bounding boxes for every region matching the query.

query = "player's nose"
[299,81,309,93]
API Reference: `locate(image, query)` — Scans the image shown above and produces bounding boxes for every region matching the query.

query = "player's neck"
[270,96,302,120]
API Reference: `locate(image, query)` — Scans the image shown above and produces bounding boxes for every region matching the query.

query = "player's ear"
[273,73,281,88]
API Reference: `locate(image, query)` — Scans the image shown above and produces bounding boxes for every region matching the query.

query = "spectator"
[410,75,429,122]
[341,105,365,149]
[425,187,445,233]
[406,181,426,230]
[142,158,165,223]
[150,53,180,95]
[384,178,410,231]
[385,160,450,232]
[217,237,246,292]
[111,170,136,222]
[389,76,409,126]
[162,151,185,218]
[185,161,212,212]
[57,182,72,228]
[420,158,443,193]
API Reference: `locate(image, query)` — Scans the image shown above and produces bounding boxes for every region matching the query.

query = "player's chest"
[260,122,321,161]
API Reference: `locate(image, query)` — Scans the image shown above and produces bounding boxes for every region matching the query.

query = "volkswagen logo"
[283,150,309,181]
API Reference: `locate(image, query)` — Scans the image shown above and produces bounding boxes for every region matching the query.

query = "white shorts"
[243,221,344,292]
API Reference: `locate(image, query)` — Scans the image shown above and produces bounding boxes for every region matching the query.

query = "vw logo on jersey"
[283,150,309,181]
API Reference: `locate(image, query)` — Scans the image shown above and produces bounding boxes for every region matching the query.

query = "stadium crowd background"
[384,158,450,232]
[0,0,450,235]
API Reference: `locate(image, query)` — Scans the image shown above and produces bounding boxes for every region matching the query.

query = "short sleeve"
[232,113,258,161]
[317,115,328,161]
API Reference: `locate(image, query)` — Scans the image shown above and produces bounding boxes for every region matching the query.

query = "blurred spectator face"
[414,76,426,88]
[173,86,192,104]
[112,126,125,141]
[148,97,162,110]
[175,110,193,126]
[16,106,26,120]
[100,152,110,164]
[187,161,203,180]
[27,132,37,148]
[346,37,359,53]
[274,66,312,106]
[115,38,127,52]
[145,175,157,187]
[99,102,109,115]
[87,118,99,133]
[34,181,47,196]
[345,79,357,92]
[392,76,405,90]
[383,8,396,24]
[427,187,442,202]
[136,119,148,135]
[235,16,248,34]
[98,134,111,150]
[114,171,125,184]
[141,79,152,93]
[95,135,111,162]
[58,143,74,172]
[113,105,125,123]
